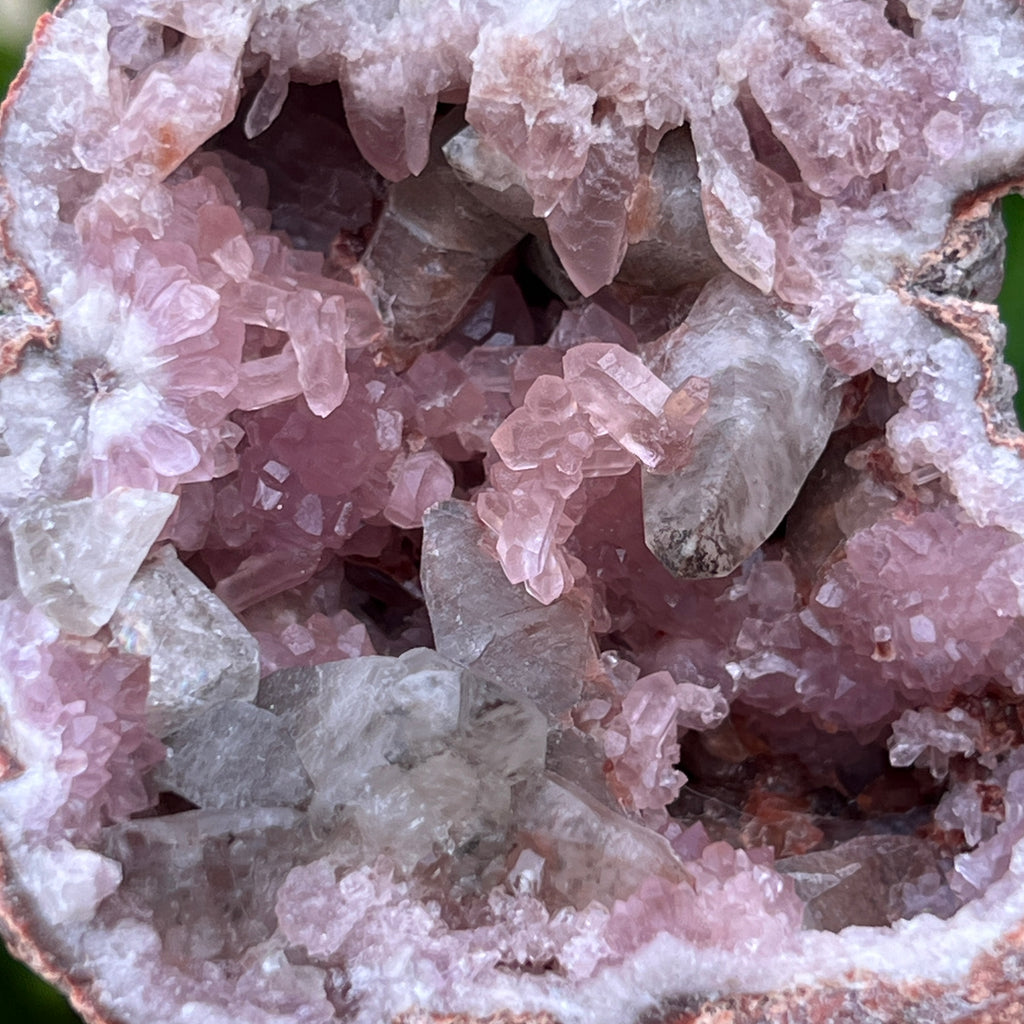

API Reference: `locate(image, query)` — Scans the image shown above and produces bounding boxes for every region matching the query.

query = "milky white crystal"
[10,488,177,636]
[2,1,1024,1024]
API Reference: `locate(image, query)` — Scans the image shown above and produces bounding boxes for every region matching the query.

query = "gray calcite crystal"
[643,274,844,577]
[111,546,260,736]
[359,114,526,361]
[4,2,1024,1024]
[152,699,313,810]
[777,834,954,931]
[421,499,595,717]
[514,773,690,908]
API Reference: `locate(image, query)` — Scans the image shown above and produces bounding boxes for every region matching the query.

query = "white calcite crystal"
[4,2,1024,1024]
[256,648,546,867]
[10,488,177,635]
[256,649,469,813]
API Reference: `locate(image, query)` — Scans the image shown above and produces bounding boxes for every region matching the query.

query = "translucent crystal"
[421,499,595,716]
[358,114,524,360]
[152,700,313,811]
[10,488,177,636]
[777,835,958,930]
[110,546,260,736]
[888,706,985,778]
[642,274,843,577]
[478,335,708,603]
[514,773,689,909]
[258,650,460,800]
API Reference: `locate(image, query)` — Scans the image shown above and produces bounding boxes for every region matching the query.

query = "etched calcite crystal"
[5,1,1024,1022]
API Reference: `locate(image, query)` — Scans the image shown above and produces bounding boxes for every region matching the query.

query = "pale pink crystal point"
[563,342,705,471]
[602,671,689,812]
[480,337,708,603]
[3,2,1024,1024]
[382,449,455,529]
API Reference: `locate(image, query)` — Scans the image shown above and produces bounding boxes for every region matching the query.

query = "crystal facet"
[2,1,1024,1023]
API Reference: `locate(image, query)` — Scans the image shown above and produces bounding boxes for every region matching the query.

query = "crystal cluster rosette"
[2,1,1024,1022]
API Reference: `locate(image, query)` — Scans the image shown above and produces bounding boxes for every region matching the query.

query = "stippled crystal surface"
[2,2,1024,1023]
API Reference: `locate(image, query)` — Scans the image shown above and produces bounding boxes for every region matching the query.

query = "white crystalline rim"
[0,0,1024,1021]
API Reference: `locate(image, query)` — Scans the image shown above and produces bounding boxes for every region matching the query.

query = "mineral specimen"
[3,1,1024,1023]
[110,544,261,735]
[642,274,843,577]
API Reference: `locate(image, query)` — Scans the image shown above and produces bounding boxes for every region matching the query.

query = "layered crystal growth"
[2,1,1024,1023]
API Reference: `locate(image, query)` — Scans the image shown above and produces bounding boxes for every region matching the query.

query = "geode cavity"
[3,2,1024,1023]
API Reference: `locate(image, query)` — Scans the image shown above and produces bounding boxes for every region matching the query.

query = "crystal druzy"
[3,1,1024,1022]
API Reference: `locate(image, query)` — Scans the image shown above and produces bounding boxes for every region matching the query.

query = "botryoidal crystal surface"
[4,0,1024,1022]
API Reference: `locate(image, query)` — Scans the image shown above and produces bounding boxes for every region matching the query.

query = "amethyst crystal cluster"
[3,1,1024,1022]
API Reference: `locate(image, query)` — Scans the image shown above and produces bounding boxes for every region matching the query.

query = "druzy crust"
[3,2,1024,1023]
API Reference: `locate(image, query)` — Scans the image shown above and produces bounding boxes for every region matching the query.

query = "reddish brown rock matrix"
[4,1,1024,1023]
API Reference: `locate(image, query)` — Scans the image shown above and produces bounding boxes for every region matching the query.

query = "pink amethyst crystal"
[4,2,1024,1024]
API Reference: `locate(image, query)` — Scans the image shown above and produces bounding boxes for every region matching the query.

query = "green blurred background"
[1,1,1024,1021]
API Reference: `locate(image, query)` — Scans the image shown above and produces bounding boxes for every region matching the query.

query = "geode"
[4,1,1024,1022]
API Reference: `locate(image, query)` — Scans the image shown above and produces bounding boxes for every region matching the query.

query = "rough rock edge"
[0,11,60,377]
[656,921,1024,1024]
[0,837,126,1024]
[386,922,1024,1024]
[394,1014,560,1024]
[0,195,59,375]
[0,16,122,1023]
[4,847,1023,1024]
[900,175,1024,456]
[0,6,1023,1024]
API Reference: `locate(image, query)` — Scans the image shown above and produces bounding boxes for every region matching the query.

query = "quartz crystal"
[3,2,1024,1024]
